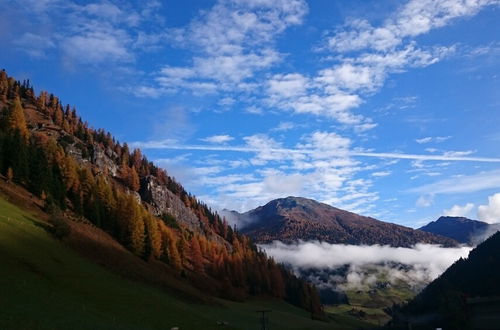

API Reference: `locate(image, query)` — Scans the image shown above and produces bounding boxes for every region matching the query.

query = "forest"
[0,70,323,318]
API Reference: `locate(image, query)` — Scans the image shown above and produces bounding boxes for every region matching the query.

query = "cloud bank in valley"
[261,241,472,290]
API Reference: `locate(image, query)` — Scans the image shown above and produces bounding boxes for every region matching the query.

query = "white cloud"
[416,194,434,207]
[4,1,166,65]
[264,40,453,126]
[133,140,500,164]
[416,137,433,144]
[262,241,471,285]
[201,134,234,144]
[245,105,264,114]
[280,0,497,126]
[435,136,452,143]
[372,171,392,177]
[152,0,308,92]
[62,29,133,64]
[268,73,309,98]
[416,136,452,144]
[14,32,55,57]
[326,0,500,53]
[443,203,475,217]
[271,121,295,132]
[409,170,500,195]
[478,193,500,224]
[443,150,475,157]
[298,131,351,159]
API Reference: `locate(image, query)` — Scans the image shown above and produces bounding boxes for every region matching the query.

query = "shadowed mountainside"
[419,216,500,245]
[390,231,500,329]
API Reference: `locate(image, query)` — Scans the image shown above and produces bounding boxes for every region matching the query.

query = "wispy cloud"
[325,0,500,53]
[372,171,392,177]
[200,134,234,144]
[2,0,166,66]
[416,136,451,144]
[131,140,500,163]
[144,0,307,95]
[409,170,500,195]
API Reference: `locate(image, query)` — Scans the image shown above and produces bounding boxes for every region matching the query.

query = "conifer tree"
[6,97,29,139]
[190,236,204,274]
[169,239,182,274]
[3,130,29,182]
[127,196,145,256]
[144,213,162,259]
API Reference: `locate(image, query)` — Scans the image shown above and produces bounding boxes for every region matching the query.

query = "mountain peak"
[241,197,458,247]
[419,216,493,244]
[436,216,478,223]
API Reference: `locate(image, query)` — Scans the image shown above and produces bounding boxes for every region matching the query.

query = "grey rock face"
[91,144,118,177]
[139,175,202,233]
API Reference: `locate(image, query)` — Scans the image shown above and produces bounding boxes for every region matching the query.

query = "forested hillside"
[0,70,322,316]
[389,231,500,329]
[239,197,458,247]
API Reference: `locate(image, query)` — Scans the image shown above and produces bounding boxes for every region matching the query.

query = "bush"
[48,212,71,239]
[161,213,180,229]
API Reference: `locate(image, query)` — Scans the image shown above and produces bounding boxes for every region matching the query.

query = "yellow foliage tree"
[7,97,29,139]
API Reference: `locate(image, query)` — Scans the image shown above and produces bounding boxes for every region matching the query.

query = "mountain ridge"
[418,216,500,245]
[235,196,458,247]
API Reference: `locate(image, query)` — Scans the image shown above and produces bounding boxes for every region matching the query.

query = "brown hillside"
[240,196,458,247]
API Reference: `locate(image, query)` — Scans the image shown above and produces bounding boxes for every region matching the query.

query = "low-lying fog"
[260,241,472,292]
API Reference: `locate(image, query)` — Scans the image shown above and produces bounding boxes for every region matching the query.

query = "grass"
[324,270,417,326]
[0,195,374,329]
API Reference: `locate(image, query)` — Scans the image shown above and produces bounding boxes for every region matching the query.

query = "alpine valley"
[1,71,499,329]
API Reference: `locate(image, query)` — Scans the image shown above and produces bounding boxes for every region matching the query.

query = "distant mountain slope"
[419,216,500,245]
[393,231,500,329]
[238,197,458,247]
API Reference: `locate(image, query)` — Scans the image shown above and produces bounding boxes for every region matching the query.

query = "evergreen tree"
[6,97,29,139]
[190,236,204,274]
[3,130,29,182]
[144,213,162,259]
[28,145,50,197]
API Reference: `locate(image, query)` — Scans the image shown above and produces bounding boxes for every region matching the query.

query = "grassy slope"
[0,194,372,330]
[326,275,415,326]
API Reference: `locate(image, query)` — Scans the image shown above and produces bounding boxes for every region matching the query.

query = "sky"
[1,0,500,228]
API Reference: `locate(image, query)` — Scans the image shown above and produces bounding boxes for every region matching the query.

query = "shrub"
[48,211,71,239]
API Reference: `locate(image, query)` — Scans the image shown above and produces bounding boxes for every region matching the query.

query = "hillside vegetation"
[389,231,500,329]
[0,70,322,316]
[239,197,458,247]
[0,189,370,329]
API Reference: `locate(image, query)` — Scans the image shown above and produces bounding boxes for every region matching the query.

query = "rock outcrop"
[139,176,202,233]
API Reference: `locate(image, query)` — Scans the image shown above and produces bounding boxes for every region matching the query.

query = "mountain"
[419,216,500,245]
[0,70,323,318]
[238,196,458,247]
[391,231,500,329]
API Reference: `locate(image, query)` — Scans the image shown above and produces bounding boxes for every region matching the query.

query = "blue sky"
[2,0,500,227]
